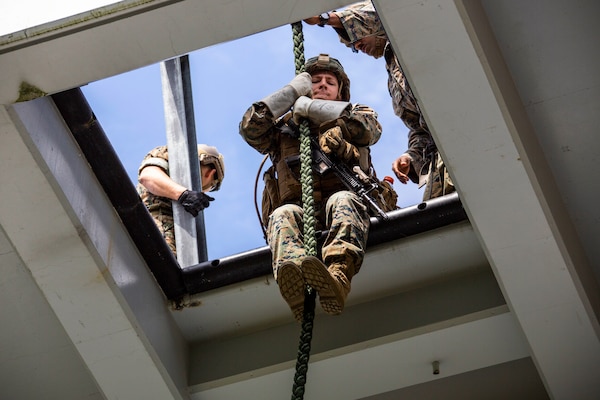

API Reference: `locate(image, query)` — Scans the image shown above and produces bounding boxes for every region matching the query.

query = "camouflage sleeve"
[334,2,383,47]
[138,146,169,178]
[343,103,382,147]
[404,128,435,183]
[239,102,279,155]
[385,51,437,182]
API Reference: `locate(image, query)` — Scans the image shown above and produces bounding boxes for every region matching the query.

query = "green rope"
[291,288,316,400]
[291,25,317,259]
[290,21,317,400]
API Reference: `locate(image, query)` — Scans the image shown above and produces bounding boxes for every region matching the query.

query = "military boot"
[276,261,306,322]
[301,256,353,315]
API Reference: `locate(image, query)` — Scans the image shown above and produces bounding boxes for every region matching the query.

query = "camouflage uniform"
[240,102,381,279]
[335,1,455,200]
[137,146,177,255]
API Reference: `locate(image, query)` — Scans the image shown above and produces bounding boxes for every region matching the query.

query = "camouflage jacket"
[333,1,437,182]
[384,43,437,183]
[239,102,382,222]
[136,145,173,215]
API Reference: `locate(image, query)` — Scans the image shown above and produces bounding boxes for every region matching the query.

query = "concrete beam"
[374,0,600,397]
[0,0,348,105]
[1,99,188,399]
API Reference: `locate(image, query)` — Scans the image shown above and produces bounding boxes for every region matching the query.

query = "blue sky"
[79,21,424,260]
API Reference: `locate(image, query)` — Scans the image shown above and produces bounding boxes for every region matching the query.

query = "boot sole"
[301,256,343,315]
[277,262,305,322]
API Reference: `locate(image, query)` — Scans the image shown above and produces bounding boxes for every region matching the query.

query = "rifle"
[280,119,390,220]
[309,136,389,221]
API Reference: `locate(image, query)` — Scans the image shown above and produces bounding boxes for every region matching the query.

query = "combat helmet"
[305,54,351,101]
[197,144,225,191]
[334,2,387,58]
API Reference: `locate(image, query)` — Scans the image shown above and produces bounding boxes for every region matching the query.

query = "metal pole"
[160,55,208,266]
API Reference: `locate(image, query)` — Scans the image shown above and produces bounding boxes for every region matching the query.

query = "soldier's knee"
[270,203,303,219]
[328,190,357,206]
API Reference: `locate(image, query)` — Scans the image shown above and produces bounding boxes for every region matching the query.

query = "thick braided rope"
[290,21,317,400]
[292,24,317,258]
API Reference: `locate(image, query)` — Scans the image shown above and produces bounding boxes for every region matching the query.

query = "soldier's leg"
[424,170,443,200]
[154,212,177,257]
[302,191,369,314]
[440,163,456,196]
[424,152,456,200]
[322,191,369,271]
[267,204,307,321]
[267,204,306,277]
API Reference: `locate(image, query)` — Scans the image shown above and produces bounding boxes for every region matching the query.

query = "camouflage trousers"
[150,209,177,256]
[423,152,455,201]
[266,191,370,280]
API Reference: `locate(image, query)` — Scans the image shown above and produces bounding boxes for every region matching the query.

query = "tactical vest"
[137,146,174,215]
[261,118,397,227]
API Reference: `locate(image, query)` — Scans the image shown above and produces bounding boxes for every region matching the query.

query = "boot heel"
[277,262,306,322]
[301,256,345,315]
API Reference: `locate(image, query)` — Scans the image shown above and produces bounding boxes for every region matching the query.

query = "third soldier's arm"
[343,104,382,147]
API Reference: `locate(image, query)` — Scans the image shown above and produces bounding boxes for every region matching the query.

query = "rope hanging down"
[290,21,317,400]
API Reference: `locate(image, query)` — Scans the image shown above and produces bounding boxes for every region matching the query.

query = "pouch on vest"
[275,133,303,204]
[261,165,280,227]
[376,178,399,212]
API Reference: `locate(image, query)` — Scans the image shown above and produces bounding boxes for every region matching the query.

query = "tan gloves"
[318,126,360,162]
[292,96,351,125]
[289,72,313,97]
[260,72,313,119]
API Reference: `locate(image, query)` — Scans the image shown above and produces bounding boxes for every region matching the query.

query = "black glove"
[177,190,214,217]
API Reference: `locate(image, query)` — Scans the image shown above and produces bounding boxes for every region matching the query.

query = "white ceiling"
[1,0,599,399]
